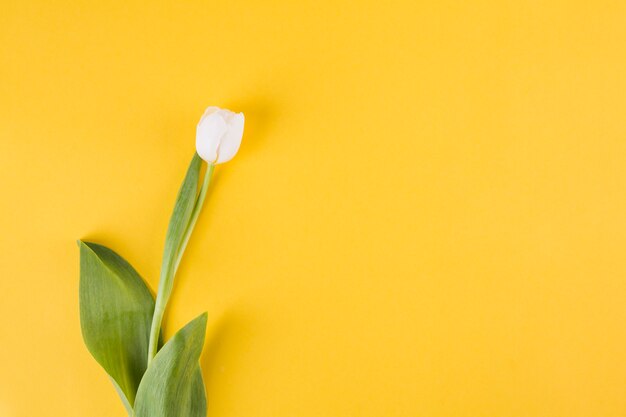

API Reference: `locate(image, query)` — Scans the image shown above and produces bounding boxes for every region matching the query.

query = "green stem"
[147,162,215,365]
[174,163,215,275]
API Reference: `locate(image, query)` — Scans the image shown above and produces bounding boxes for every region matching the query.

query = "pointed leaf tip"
[135,313,208,417]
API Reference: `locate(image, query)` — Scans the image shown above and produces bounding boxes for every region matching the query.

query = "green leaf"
[79,241,155,408]
[148,153,203,360]
[135,313,208,417]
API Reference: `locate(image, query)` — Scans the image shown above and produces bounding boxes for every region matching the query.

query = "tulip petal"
[196,112,228,162]
[216,112,244,163]
[201,106,220,117]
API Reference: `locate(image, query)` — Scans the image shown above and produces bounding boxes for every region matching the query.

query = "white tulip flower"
[195,106,244,164]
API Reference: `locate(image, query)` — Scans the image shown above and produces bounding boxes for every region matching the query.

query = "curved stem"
[147,162,215,365]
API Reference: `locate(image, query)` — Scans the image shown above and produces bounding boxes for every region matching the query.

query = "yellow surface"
[2,1,626,416]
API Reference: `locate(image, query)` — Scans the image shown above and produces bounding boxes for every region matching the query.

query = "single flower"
[195,106,244,163]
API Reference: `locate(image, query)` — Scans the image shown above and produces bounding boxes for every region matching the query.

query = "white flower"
[195,106,244,164]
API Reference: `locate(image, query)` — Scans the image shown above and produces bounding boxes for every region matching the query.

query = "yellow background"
[2,1,626,416]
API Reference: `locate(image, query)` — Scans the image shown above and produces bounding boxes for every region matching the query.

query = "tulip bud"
[195,106,244,164]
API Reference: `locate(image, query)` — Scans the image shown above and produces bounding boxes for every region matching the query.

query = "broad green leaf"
[149,153,202,360]
[135,313,208,417]
[79,241,155,408]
